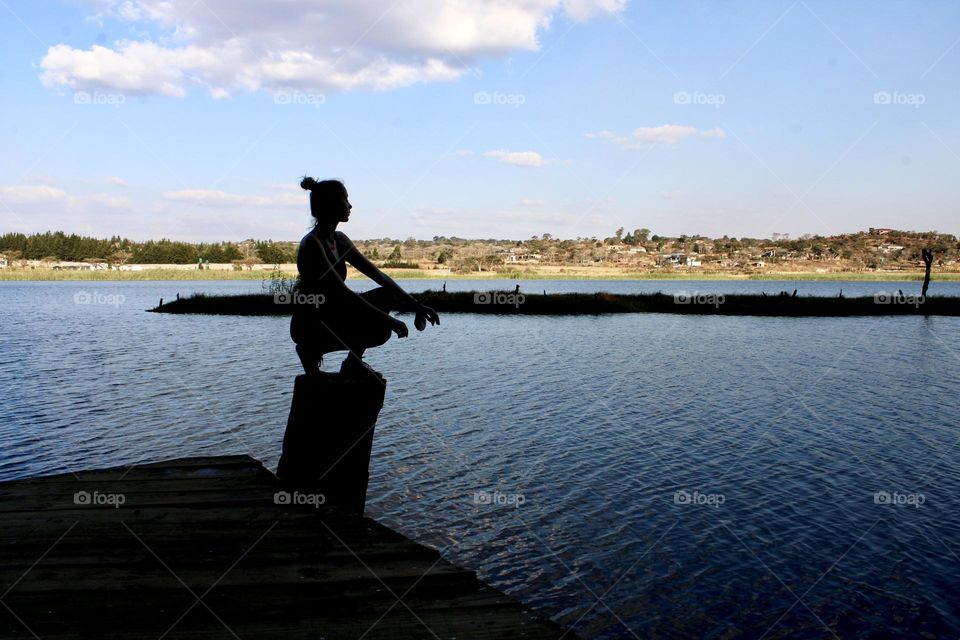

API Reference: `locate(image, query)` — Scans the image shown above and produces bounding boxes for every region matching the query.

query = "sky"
[0,0,958,242]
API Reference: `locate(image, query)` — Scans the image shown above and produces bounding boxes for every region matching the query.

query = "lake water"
[2,279,959,638]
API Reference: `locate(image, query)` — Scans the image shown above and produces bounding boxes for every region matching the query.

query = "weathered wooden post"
[276,371,386,515]
[921,248,934,298]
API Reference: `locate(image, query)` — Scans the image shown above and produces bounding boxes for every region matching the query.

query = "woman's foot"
[296,344,323,376]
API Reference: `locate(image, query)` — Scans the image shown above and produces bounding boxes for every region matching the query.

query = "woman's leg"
[292,287,402,374]
[358,286,417,313]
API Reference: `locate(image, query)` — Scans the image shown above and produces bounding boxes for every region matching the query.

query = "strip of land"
[148,290,956,317]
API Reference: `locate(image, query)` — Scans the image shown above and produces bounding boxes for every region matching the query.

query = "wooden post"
[276,372,386,515]
[921,248,934,298]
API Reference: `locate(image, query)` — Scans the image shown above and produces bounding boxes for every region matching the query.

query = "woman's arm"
[341,234,440,329]
[339,234,419,309]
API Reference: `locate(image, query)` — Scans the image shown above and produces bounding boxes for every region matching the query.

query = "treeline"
[0,232,296,264]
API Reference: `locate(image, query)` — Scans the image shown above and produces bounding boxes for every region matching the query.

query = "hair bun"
[300,176,318,191]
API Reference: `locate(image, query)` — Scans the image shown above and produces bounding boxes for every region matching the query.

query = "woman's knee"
[360,287,394,312]
[368,324,392,349]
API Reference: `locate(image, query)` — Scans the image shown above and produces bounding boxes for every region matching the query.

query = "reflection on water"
[1,280,959,638]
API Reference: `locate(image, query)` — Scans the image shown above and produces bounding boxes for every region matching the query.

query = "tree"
[389,245,403,260]
[615,227,624,241]
[109,249,132,267]
[256,241,294,264]
[241,256,261,270]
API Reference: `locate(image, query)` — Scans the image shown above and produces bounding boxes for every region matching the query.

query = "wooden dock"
[0,455,572,639]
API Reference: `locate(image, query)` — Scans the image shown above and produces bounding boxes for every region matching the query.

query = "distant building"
[495,248,541,263]
[0,254,7,269]
[869,227,895,235]
[52,262,96,271]
[658,252,687,266]
[879,244,905,253]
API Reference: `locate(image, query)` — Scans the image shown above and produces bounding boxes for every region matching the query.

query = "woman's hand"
[389,316,409,338]
[414,304,440,331]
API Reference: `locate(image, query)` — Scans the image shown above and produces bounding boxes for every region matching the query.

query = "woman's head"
[301,177,352,226]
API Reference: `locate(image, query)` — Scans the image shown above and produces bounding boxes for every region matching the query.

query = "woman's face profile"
[335,189,352,223]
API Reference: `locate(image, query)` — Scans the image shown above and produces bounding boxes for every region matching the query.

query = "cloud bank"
[41,0,627,97]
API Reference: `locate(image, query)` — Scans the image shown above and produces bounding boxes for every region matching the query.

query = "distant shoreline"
[0,267,956,282]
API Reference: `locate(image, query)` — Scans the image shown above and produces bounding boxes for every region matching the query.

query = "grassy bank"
[1,267,957,282]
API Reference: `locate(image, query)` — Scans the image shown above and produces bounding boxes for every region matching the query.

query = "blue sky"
[1,0,958,241]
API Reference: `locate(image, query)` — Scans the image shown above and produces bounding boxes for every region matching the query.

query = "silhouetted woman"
[291,177,439,377]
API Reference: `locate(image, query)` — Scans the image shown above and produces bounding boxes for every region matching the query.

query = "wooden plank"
[0,456,573,640]
[0,455,267,485]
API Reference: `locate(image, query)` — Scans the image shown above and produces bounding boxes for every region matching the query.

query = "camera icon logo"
[74,291,92,304]
[274,491,291,505]
[873,91,891,105]
[74,490,91,505]
[473,91,492,105]
[673,91,691,105]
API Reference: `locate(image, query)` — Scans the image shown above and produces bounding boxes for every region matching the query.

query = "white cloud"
[163,188,302,208]
[483,150,546,167]
[0,184,134,236]
[586,124,726,148]
[0,185,67,204]
[109,176,128,187]
[563,0,627,21]
[520,198,544,206]
[41,1,627,97]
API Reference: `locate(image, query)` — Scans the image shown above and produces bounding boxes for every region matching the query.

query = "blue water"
[1,279,959,638]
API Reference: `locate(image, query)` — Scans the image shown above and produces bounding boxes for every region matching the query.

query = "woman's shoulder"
[300,229,318,247]
[334,231,353,247]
